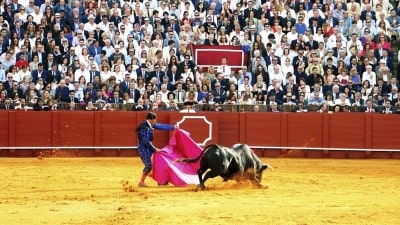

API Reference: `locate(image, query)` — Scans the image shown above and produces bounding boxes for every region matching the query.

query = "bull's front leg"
[248,169,263,188]
[200,169,221,190]
[197,169,206,190]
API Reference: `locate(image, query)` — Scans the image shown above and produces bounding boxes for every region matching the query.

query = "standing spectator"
[216,57,231,82]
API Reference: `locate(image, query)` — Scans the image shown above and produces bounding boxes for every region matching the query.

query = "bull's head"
[255,164,269,182]
[261,164,268,171]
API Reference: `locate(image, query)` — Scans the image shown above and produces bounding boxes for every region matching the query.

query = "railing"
[2,102,398,112]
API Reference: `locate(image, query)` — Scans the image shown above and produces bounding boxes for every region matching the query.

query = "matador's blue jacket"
[136,120,174,153]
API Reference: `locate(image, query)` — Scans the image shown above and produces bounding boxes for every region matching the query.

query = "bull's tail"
[175,144,219,163]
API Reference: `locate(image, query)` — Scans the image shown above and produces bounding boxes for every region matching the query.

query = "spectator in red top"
[15,53,29,70]
[180,11,192,26]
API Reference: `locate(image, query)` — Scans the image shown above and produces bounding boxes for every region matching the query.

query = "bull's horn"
[263,163,274,171]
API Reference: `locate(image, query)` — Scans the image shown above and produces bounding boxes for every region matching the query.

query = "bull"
[178,144,272,190]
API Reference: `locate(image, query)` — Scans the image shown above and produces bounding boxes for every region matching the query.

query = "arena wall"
[0,111,399,159]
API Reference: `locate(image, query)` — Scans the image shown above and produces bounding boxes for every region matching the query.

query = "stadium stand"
[0,0,400,114]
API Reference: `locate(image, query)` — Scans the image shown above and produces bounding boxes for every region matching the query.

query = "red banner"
[191,45,249,71]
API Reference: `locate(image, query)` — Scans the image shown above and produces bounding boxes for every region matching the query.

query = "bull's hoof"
[197,184,206,190]
[251,182,266,189]
[255,184,268,189]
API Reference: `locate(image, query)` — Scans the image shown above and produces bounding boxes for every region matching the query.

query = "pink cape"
[150,129,202,186]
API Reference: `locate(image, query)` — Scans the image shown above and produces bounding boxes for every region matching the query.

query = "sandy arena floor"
[0,157,399,225]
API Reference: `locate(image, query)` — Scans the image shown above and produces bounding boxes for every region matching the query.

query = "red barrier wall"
[1,111,399,159]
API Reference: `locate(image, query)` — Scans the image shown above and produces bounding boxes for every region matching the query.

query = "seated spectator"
[212,102,224,112]
[317,103,329,113]
[1,99,14,110]
[250,104,263,112]
[15,99,33,111]
[333,105,342,113]
[381,100,395,114]
[224,91,238,104]
[308,91,325,106]
[267,101,281,112]
[85,101,97,111]
[363,99,378,113]
[132,98,148,111]
[342,105,352,112]
[33,98,50,111]
[150,101,162,111]
[68,102,77,110]
[295,102,307,113]
[122,92,134,104]
[254,93,265,105]
[166,101,180,111]
[66,90,80,103]
[186,90,198,104]
[325,93,335,106]
[108,91,123,104]
[93,89,107,104]
[334,93,351,107]
[212,82,227,104]
[180,101,196,113]
[49,99,58,110]
[102,103,116,111]
[282,93,297,105]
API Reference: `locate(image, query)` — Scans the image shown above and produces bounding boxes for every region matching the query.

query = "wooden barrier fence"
[0,111,399,159]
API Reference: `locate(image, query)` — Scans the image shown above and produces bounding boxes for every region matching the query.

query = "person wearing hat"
[83,14,97,32]
[140,17,153,34]
[180,101,197,113]
[109,44,125,65]
[135,112,178,187]
[168,14,180,35]
[230,9,245,29]
[137,63,150,82]
[50,12,66,30]
[192,11,203,26]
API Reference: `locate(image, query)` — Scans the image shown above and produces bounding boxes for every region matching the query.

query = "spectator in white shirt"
[216,57,232,80]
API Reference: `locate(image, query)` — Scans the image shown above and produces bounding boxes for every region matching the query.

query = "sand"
[0,157,399,225]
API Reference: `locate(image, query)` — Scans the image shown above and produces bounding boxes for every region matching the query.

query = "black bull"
[177,144,272,189]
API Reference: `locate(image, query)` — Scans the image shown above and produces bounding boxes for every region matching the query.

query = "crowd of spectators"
[0,0,400,114]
